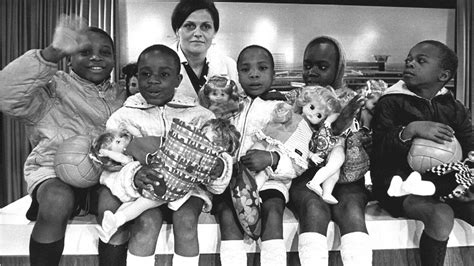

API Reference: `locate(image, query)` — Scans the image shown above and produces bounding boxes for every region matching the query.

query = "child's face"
[209,87,230,103]
[403,43,446,90]
[303,42,338,87]
[237,48,275,98]
[302,99,327,125]
[138,51,182,106]
[70,31,115,85]
[365,93,381,111]
[104,134,131,153]
[177,9,216,56]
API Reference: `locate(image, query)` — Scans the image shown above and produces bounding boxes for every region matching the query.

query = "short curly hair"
[201,118,240,156]
[293,85,341,119]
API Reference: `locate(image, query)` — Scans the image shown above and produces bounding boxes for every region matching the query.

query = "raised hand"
[51,14,90,55]
[332,94,365,135]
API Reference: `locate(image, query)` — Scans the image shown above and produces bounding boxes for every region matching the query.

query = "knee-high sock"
[98,240,127,266]
[220,240,247,266]
[126,251,155,266]
[419,231,448,266]
[261,239,286,266]
[172,253,199,266]
[340,232,372,266]
[298,232,328,266]
[29,237,64,266]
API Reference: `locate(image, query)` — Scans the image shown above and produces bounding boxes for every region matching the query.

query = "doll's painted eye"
[310,104,315,110]
[316,113,322,119]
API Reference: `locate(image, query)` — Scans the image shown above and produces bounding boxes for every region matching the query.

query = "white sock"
[126,251,155,266]
[340,232,372,266]
[172,253,199,266]
[220,240,247,266]
[298,232,328,266]
[261,239,286,266]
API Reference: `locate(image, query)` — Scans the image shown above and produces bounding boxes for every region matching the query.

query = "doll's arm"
[99,149,134,165]
[206,152,234,195]
[309,152,324,165]
[324,113,340,127]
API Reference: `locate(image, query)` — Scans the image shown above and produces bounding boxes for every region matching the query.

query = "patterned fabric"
[145,119,222,202]
[339,129,371,183]
[230,162,261,240]
[309,124,343,164]
[427,160,474,200]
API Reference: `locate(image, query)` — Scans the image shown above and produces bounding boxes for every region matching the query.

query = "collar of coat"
[123,93,198,109]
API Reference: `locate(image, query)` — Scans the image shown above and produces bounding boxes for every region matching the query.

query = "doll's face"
[129,76,139,95]
[104,134,131,153]
[201,125,226,150]
[208,87,230,104]
[302,99,327,125]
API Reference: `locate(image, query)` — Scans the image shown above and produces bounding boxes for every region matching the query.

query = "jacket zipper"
[97,85,112,117]
[236,98,254,159]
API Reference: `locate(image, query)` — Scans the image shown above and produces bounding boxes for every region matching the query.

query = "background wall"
[117,0,455,72]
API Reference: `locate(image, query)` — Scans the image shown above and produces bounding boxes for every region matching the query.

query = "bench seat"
[1,196,473,257]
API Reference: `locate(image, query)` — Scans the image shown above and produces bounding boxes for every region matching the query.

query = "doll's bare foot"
[387,175,404,197]
[306,181,323,196]
[97,210,124,243]
[322,194,338,205]
[403,172,435,196]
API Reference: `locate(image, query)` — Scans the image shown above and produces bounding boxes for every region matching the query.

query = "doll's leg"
[307,146,345,198]
[321,171,340,204]
[100,198,164,243]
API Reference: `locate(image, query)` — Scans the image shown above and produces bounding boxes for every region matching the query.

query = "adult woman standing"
[171,0,238,101]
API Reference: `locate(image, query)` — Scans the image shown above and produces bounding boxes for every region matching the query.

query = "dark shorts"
[26,180,100,221]
[288,167,369,213]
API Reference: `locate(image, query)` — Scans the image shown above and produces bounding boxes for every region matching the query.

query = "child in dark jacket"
[371,40,474,266]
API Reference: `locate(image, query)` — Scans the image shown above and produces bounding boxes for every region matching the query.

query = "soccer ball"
[407,137,462,173]
[54,135,103,188]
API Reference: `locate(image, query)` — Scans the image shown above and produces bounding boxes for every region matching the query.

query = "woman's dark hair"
[87,27,115,53]
[171,0,220,33]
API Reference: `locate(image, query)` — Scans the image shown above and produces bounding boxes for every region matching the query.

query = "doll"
[198,75,242,118]
[300,86,345,204]
[252,101,312,190]
[357,79,387,130]
[121,62,138,95]
[92,118,240,242]
[388,151,474,202]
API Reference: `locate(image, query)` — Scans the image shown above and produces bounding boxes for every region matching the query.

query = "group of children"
[1,7,473,266]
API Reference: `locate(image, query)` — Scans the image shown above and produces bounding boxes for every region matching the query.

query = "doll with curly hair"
[297,85,345,204]
[198,75,242,118]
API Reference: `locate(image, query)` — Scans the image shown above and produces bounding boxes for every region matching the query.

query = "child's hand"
[404,121,454,144]
[51,14,90,55]
[133,165,165,191]
[332,94,365,135]
[241,150,273,172]
[210,158,225,179]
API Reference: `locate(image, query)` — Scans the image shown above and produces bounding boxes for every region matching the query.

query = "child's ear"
[176,73,183,86]
[438,69,451,83]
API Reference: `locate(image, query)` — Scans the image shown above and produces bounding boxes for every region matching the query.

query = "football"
[407,137,462,173]
[54,135,103,188]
